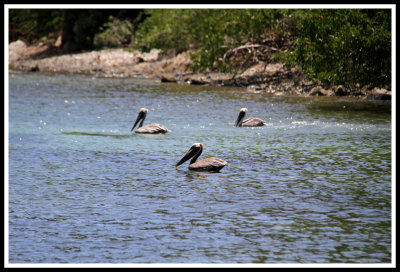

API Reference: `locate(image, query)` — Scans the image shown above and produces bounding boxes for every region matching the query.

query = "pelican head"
[235,108,248,127]
[175,143,203,169]
[131,108,148,132]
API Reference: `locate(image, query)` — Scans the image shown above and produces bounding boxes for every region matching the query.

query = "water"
[7,72,392,264]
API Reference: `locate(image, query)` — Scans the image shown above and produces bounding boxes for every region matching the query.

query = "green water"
[8,72,392,264]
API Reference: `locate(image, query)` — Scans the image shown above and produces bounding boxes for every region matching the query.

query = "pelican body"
[235,108,267,127]
[131,108,169,134]
[175,143,228,172]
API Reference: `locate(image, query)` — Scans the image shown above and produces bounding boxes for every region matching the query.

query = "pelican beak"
[175,145,197,167]
[235,111,246,127]
[131,110,146,132]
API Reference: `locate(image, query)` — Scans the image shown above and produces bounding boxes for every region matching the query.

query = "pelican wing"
[189,157,228,172]
[242,117,267,127]
[135,123,169,134]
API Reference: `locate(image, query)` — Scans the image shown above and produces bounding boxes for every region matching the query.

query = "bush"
[9,9,63,43]
[283,9,391,89]
[10,8,391,89]
[94,16,135,48]
[133,9,282,72]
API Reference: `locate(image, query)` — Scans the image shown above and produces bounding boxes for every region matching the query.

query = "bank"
[8,40,391,101]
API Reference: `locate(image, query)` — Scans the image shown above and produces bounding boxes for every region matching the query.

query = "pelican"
[131,108,169,134]
[235,108,267,127]
[175,143,228,172]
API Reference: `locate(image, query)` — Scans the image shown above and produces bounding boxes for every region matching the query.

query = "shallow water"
[7,72,392,264]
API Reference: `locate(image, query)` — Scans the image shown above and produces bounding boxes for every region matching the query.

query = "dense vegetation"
[9,8,391,89]
[9,9,144,51]
[283,9,391,89]
[133,9,285,72]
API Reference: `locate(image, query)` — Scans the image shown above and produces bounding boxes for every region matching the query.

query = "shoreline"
[8,40,392,101]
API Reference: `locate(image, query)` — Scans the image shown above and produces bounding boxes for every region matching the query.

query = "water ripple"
[8,72,392,264]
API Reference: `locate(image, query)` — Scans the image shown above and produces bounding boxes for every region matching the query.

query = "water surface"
[8,72,392,264]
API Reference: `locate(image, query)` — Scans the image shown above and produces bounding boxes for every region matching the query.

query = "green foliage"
[93,16,136,48]
[9,9,144,51]
[65,10,143,51]
[9,8,392,89]
[282,9,391,88]
[62,10,115,51]
[134,9,391,87]
[133,9,282,72]
[9,9,63,43]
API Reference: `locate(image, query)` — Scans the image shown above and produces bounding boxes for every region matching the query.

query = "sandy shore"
[8,40,391,101]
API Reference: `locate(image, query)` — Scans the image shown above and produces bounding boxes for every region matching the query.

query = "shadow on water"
[175,167,232,185]
[305,98,391,114]
[61,131,170,139]
[299,97,392,125]
[61,131,133,139]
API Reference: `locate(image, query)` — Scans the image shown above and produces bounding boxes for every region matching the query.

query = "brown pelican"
[235,108,267,127]
[175,143,228,172]
[131,108,169,134]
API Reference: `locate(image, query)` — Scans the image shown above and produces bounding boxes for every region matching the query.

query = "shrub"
[9,9,63,43]
[283,9,391,89]
[94,16,135,48]
[132,9,282,72]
